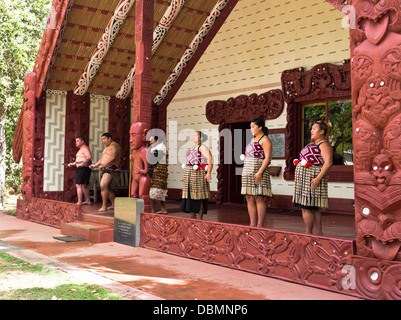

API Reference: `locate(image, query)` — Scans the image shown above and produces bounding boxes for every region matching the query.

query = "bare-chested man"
[90,133,121,212]
[68,136,92,205]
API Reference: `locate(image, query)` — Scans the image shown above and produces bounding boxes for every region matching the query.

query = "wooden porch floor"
[82,199,355,240]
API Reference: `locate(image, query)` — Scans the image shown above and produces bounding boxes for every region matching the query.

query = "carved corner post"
[131,0,153,212]
[327,0,401,300]
[20,72,37,201]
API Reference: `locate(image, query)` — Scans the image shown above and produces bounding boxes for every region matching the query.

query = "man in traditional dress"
[90,133,121,212]
[68,136,92,205]
[149,136,168,214]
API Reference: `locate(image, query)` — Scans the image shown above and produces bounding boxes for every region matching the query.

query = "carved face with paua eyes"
[371,153,393,191]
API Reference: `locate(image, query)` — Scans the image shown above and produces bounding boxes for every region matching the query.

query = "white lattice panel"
[43,93,66,191]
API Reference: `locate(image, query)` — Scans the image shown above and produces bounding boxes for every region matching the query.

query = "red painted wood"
[20,73,37,200]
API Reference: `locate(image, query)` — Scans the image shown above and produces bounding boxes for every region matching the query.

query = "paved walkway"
[0,213,360,300]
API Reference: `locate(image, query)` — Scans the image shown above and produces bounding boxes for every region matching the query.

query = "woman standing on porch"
[293,120,333,235]
[180,131,213,220]
[241,118,272,227]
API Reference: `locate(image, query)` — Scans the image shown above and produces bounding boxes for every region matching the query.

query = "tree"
[0,0,51,208]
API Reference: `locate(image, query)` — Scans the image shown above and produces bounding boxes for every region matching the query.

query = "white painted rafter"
[116,0,187,99]
[74,0,136,96]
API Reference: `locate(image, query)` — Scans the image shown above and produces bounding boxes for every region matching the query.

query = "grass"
[0,253,129,300]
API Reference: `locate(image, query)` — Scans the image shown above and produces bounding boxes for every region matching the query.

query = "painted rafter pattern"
[74,0,135,96]
[116,0,186,99]
[153,0,229,105]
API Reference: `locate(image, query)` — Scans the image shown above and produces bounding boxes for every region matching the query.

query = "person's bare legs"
[81,184,91,204]
[246,195,257,226]
[156,201,167,214]
[99,173,112,211]
[108,190,115,210]
[313,210,322,235]
[76,184,83,205]
[150,199,156,213]
[255,196,266,227]
[302,208,323,235]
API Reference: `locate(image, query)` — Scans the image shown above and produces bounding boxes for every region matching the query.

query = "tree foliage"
[0,0,51,195]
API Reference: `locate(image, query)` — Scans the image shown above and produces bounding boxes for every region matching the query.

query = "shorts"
[76,167,91,185]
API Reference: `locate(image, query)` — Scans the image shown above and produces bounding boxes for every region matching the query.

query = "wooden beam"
[73,0,135,95]
[117,0,187,99]
[132,0,153,123]
[153,0,239,108]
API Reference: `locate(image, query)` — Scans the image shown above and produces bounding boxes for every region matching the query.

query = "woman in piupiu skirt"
[293,120,333,235]
[180,131,213,220]
[241,118,272,228]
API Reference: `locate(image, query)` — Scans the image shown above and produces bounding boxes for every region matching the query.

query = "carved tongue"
[365,14,389,45]
[371,239,401,261]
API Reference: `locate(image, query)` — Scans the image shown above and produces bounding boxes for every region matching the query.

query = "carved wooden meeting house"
[11,0,401,299]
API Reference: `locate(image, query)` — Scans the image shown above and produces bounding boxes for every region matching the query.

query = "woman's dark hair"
[314,120,332,136]
[251,118,268,136]
[196,131,207,145]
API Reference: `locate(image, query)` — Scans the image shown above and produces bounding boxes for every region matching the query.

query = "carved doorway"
[225,122,252,203]
[206,89,284,204]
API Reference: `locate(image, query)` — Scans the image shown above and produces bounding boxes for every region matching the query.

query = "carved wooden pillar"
[109,96,131,170]
[131,0,153,212]
[20,72,37,200]
[132,0,153,125]
[327,0,401,262]
[33,94,46,198]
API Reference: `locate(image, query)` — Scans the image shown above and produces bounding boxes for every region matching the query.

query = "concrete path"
[0,213,360,300]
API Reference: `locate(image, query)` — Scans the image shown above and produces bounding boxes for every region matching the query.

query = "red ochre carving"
[327,0,401,262]
[206,89,284,125]
[350,0,401,262]
[140,213,356,297]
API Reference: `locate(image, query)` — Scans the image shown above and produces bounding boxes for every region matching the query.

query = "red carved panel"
[132,0,153,124]
[206,89,284,124]
[109,96,131,170]
[281,60,351,181]
[352,256,401,300]
[16,197,82,229]
[33,95,46,198]
[140,213,356,297]
[21,73,37,200]
[329,0,401,262]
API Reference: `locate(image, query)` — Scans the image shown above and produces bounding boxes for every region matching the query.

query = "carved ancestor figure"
[343,0,401,261]
[129,122,151,211]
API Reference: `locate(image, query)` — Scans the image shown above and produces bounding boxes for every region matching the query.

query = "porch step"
[81,213,114,226]
[61,220,113,243]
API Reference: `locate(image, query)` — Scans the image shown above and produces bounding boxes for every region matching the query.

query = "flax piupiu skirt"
[150,163,168,201]
[241,156,272,197]
[292,164,328,210]
[180,166,210,214]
